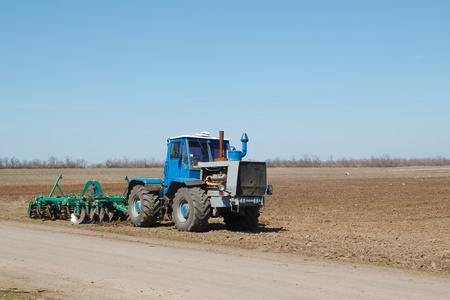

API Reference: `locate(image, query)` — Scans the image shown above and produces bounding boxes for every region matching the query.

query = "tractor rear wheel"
[172,187,211,232]
[128,185,161,227]
[224,206,260,232]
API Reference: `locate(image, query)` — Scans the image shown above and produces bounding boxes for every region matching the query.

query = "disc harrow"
[28,174,129,224]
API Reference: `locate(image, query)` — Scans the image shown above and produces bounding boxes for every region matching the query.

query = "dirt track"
[1,221,449,299]
[0,167,449,296]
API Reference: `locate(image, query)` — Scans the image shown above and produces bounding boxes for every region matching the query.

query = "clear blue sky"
[1,0,449,163]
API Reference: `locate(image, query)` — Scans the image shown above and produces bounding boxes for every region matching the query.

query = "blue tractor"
[127,131,273,232]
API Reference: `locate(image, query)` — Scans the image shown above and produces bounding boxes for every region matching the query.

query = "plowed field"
[1,167,449,274]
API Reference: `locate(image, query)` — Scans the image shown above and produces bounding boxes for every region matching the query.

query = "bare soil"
[1,167,449,274]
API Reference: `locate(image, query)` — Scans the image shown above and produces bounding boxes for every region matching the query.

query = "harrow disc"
[88,207,98,223]
[29,204,41,219]
[105,207,114,222]
[43,206,53,220]
[52,205,62,220]
[97,207,105,223]
[88,206,106,223]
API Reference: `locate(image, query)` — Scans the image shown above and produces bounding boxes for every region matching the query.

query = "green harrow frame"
[28,174,129,224]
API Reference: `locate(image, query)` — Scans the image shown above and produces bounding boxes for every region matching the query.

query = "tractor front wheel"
[128,185,161,227]
[172,187,211,232]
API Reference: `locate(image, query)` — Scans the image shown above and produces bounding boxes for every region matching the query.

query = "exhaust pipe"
[215,131,227,161]
[227,132,249,161]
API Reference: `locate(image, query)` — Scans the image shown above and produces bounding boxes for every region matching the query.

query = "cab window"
[209,140,228,160]
[170,141,182,160]
[182,142,189,168]
[189,140,210,166]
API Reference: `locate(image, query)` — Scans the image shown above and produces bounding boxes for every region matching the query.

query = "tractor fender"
[127,178,164,198]
[164,180,205,198]
[184,180,205,187]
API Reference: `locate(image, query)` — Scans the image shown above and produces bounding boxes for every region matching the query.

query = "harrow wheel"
[71,207,87,225]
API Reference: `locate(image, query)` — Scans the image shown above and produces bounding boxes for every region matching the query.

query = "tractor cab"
[164,132,230,192]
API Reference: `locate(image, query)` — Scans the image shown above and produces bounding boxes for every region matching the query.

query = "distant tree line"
[101,157,163,168]
[1,155,450,169]
[0,156,164,169]
[265,154,450,168]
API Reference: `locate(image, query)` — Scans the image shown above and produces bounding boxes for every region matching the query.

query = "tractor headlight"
[218,183,226,192]
[266,184,274,195]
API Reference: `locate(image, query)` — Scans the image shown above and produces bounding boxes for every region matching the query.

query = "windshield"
[189,140,210,166]
[209,140,228,161]
[188,139,229,167]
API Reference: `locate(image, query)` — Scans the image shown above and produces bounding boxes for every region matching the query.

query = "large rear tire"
[224,206,260,232]
[128,185,161,227]
[172,187,211,232]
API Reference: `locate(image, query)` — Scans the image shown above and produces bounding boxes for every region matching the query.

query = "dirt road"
[1,221,448,299]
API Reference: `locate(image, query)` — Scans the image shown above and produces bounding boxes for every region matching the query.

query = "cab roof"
[168,131,229,141]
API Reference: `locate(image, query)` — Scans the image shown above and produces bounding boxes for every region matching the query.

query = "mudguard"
[127,178,164,198]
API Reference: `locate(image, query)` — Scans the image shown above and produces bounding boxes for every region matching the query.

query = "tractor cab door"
[165,138,201,183]
[165,140,184,181]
